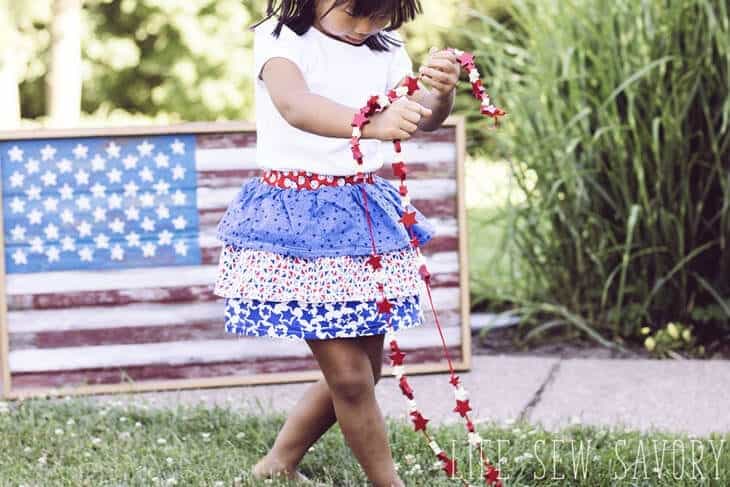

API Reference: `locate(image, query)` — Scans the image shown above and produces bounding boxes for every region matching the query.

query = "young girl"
[213,0,461,485]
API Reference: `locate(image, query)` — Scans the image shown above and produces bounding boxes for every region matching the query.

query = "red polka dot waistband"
[260,169,376,190]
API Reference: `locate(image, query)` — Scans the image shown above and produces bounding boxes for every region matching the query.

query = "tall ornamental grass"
[466,0,729,344]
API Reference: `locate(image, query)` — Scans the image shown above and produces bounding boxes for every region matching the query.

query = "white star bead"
[392,365,405,379]
[352,126,361,138]
[455,386,469,401]
[469,69,480,83]
[453,48,464,56]
[417,254,427,267]
[429,440,443,455]
[395,86,409,97]
[385,330,397,342]
[482,96,491,107]
[401,195,411,206]
[377,95,390,107]
[407,398,418,412]
[468,431,482,447]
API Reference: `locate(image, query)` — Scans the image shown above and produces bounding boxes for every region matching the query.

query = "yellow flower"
[682,329,692,342]
[640,326,651,335]
[667,322,679,339]
[644,337,656,351]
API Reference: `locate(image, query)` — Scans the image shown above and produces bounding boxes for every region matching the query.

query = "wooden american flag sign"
[0,118,471,399]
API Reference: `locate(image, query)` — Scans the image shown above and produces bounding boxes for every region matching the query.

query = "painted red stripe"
[10,346,462,389]
[8,308,462,349]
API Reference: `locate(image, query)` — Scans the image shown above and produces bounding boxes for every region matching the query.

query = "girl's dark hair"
[249,0,422,52]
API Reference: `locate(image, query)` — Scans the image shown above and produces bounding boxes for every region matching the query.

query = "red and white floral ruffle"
[213,244,423,303]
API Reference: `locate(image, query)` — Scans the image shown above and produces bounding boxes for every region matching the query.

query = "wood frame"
[0,115,470,400]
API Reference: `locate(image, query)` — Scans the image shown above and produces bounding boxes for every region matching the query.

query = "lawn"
[1,397,727,486]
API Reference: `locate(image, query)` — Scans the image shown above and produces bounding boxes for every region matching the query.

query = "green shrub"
[467,0,729,343]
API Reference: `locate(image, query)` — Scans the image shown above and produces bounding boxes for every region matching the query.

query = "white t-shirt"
[252,16,414,176]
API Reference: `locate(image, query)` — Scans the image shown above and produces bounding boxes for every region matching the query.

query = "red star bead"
[440,455,457,477]
[409,410,429,431]
[392,161,407,179]
[389,348,405,365]
[393,140,401,152]
[404,75,419,95]
[456,51,475,68]
[352,112,369,128]
[471,79,485,98]
[410,235,420,248]
[398,184,408,196]
[377,297,392,314]
[399,210,417,227]
[418,264,430,283]
[399,376,414,399]
[454,399,472,417]
[366,253,382,270]
[485,465,501,484]
[449,375,461,387]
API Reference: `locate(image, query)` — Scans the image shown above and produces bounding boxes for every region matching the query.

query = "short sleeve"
[386,32,413,90]
[253,19,306,81]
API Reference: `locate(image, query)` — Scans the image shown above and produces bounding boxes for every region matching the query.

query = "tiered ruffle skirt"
[213,171,437,341]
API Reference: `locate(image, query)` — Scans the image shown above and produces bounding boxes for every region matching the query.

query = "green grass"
[1,398,728,486]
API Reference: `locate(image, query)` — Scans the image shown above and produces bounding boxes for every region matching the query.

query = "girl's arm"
[261,57,431,140]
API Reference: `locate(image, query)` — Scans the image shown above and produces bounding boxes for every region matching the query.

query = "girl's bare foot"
[251,453,312,483]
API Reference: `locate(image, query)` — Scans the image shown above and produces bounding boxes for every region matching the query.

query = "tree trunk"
[47,0,83,127]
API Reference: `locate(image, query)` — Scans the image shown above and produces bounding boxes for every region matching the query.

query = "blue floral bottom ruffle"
[224,294,424,341]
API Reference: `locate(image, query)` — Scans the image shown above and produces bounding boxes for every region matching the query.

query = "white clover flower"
[236,432,246,439]
[91,437,102,445]
[201,432,211,441]
[166,457,174,465]
[54,428,64,436]
[404,453,417,465]
[157,437,167,445]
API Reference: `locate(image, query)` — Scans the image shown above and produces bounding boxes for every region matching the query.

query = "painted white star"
[141,241,157,257]
[172,215,187,230]
[10,225,26,241]
[125,206,140,221]
[9,171,25,188]
[157,229,174,245]
[123,154,139,169]
[56,158,73,173]
[110,244,125,261]
[10,196,25,213]
[171,189,186,206]
[59,184,75,200]
[44,224,60,240]
[141,216,156,232]
[94,233,110,249]
[174,240,188,256]
[108,218,125,233]
[60,209,75,224]
[137,140,154,157]
[45,246,61,263]
[25,158,40,174]
[90,182,107,198]
[74,169,90,186]
[25,185,42,200]
[123,181,140,197]
[79,247,94,262]
[61,235,76,251]
[76,221,93,237]
[106,168,123,184]
[170,139,185,155]
[125,231,141,247]
[155,204,170,220]
[28,209,43,225]
[40,144,57,161]
[107,193,123,209]
[139,192,155,207]
[11,248,28,265]
[93,207,107,222]
[153,179,170,195]
[91,154,106,171]
[106,142,121,159]
[40,170,58,186]
[72,144,88,159]
[42,197,59,212]
[76,195,91,211]
[154,153,169,168]
[171,164,186,180]
[29,236,44,253]
[9,198,25,214]
[138,166,154,182]
[8,145,23,162]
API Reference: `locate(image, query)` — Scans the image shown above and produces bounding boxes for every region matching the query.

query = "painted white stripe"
[4,251,459,296]
[7,287,461,334]
[194,142,456,172]
[196,178,457,211]
[8,325,463,372]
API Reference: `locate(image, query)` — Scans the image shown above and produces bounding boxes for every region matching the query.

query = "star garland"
[349,48,506,486]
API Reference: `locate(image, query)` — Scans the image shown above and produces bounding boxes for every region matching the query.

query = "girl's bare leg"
[253,334,395,484]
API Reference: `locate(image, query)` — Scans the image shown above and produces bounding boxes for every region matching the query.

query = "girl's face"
[314,0,391,45]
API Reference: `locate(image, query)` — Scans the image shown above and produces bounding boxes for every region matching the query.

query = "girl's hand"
[418,47,460,99]
[363,97,432,140]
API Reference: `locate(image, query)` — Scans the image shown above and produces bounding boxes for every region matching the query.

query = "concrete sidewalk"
[88,354,730,437]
